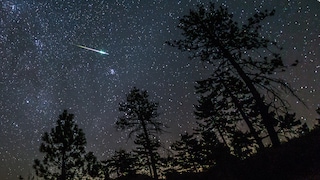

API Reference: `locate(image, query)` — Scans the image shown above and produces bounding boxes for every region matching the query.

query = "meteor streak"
[76,45,109,55]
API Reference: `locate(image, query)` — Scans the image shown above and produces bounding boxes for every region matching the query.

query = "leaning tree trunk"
[221,48,281,147]
[216,125,229,147]
[218,75,265,149]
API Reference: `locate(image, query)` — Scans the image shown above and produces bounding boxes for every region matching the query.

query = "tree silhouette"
[168,3,303,147]
[116,87,166,179]
[231,130,256,159]
[33,110,88,180]
[198,128,226,167]
[106,149,137,178]
[275,113,300,139]
[85,151,108,179]
[171,129,225,172]
[133,133,161,176]
[170,132,204,172]
[195,73,265,150]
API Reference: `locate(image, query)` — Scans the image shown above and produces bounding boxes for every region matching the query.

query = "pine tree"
[171,130,226,172]
[231,130,256,159]
[274,111,310,139]
[133,133,161,176]
[195,73,265,150]
[116,87,166,179]
[106,149,137,178]
[85,151,107,179]
[170,132,204,172]
[33,110,87,180]
[198,129,226,167]
[168,3,303,147]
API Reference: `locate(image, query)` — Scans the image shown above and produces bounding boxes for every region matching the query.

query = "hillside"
[165,128,320,180]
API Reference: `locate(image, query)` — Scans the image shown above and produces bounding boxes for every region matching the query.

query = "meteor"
[75,45,109,55]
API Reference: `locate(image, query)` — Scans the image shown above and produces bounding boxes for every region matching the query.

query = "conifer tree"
[106,149,137,178]
[85,151,107,179]
[133,133,161,176]
[170,132,204,172]
[116,87,166,179]
[33,110,87,180]
[168,3,303,147]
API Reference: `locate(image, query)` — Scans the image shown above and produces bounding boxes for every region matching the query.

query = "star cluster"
[0,0,319,179]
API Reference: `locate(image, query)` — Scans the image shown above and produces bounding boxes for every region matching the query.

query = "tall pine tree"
[33,110,87,180]
[116,87,166,179]
[168,3,303,147]
[133,133,161,176]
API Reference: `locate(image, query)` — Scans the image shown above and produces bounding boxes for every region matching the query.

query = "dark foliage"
[116,87,167,179]
[85,151,106,179]
[106,149,138,178]
[170,129,228,173]
[195,72,265,151]
[170,132,204,172]
[33,110,100,180]
[167,127,320,180]
[230,130,256,159]
[133,133,162,176]
[168,2,304,148]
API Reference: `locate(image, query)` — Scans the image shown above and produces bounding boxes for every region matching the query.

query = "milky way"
[0,0,319,179]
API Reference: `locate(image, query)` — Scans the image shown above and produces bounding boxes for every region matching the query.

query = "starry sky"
[0,0,319,179]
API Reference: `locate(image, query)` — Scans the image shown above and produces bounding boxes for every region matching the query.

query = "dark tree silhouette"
[106,149,137,178]
[195,73,265,150]
[195,104,234,148]
[133,133,161,176]
[275,113,301,140]
[168,3,303,147]
[116,87,166,179]
[170,132,203,172]
[231,130,256,159]
[85,151,108,179]
[33,110,88,180]
[198,129,226,167]
[171,130,225,172]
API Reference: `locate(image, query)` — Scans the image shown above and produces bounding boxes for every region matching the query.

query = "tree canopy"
[116,87,167,179]
[33,110,95,180]
[168,3,304,148]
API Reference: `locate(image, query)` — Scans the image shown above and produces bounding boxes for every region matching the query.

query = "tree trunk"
[216,125,228,147]
[222,48,281,147]
[141,119,158,179]
[61,149,66,180]
[145,149,153,178]
[219,76,265,149]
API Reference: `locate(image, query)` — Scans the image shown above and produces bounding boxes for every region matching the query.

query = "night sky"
[0,0,319,179]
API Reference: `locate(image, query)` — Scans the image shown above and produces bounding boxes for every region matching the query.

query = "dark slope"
[166,128,320,180]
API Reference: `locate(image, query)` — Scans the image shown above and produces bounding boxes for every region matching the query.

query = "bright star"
[110,69,116,75]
